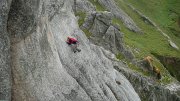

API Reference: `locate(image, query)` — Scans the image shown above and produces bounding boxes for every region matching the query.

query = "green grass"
[82,29,92,38]
[123,0,180,49]
[152,52,180,81]
[116,53,125,60]
[88,0,107,11]
[151,56,174,84]
[75,11,92,37]
[75,12,86,26]
[116,52,173,84]
[113,0,177,84]
[128,62,151,77]
[116,53,151,77]
[76,0,177,84]
[113,0,180,58]
[79,0,177,83]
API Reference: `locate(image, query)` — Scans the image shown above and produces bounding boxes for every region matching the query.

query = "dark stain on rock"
[7,0,40,43]
[116,81,121,85]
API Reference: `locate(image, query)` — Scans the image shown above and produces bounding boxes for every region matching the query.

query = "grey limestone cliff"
[0,0,180,101]
[1,0,141,101]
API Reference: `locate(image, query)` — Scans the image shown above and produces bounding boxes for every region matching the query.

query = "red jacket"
[67,37,78,44]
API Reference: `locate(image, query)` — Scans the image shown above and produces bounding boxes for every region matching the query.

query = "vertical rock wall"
[2,0,141,101]
[0,0,12,100]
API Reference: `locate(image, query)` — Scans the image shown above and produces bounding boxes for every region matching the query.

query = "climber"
[66,36,81,53]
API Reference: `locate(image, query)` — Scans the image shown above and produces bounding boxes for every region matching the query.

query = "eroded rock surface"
[1,0,141,101]
[0,0,180,101]
[76,0,95,13]
[113,62,180,101]
[97,0,141,33]
[0,0,12,100]
[79,1,180,101]
[81,11,135,60]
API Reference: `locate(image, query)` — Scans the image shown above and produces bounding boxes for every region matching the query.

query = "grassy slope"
[113,0,180,83]
[115,0,180,82]
[124,0,180,49]
[114,0,180,58]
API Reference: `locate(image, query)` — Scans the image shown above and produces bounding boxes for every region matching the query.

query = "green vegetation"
[116,53,151,77]
[75,12,92,37]
[124,0,180,49]
[128,62,151,77]
[161,75,173,84]
[151,57,174,84]
[116,53,173,84]
[113,0,178,83]
[75,12,86,26]
[113,0,180,58]
[112,17,180,58]
[116,53,125,60]
[82,29,92,38]
[163,63,180,82]
[88,0,107,11]
[76,0,178,83]
[152,52,180,81]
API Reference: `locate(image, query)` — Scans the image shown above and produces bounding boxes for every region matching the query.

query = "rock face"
[8,0,40,43]
[0,0,180,101]
[78,0,142,33]
[76,0,95,13]
[113,63,180,101]
[79,1,180,101]
[0,0,12,100]
[1,0,141,101]
[81,11,135,60]
[97,0,141,33]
